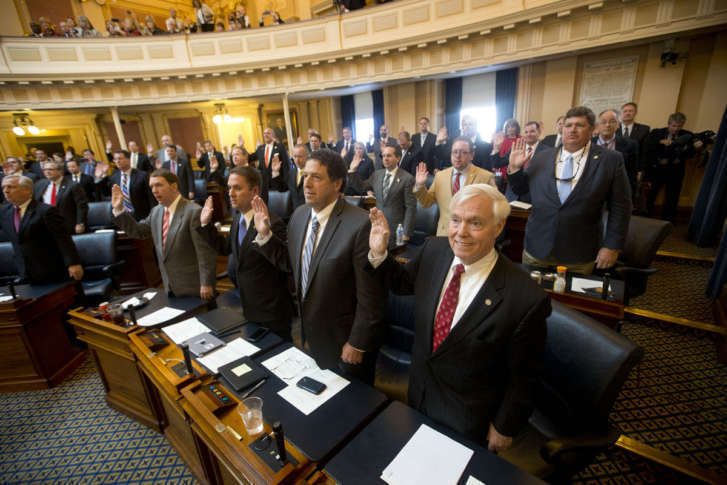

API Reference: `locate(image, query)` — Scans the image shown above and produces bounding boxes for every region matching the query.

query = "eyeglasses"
[600,120,619,125]
[451,150,471,156]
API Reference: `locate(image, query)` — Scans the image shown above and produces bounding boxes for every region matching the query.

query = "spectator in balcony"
[28,22,42,37]
[120,14,141,36]
[76,16,99,38]
[259,10,284,26]
[38,17,55,37]
[141,16,164,36]
[214,21,225,32]
[166,8,184,33]
[193,0,215,32]
[340,0,366,13]
[56,21,77,38]
[227,13,241,30]
[183,17,197,33]
[234,4,251,28]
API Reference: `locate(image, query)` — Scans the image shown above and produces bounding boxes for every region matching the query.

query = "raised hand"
[146,142,154,154]
[200,196,214,226]
[94,163,107,181]
[251,195,271,238]
[492,131,505,150]
[105,140,113,152]
[271,155,281,174]
[195,148,202,160]
[110,184,124,211]
[349,154,361,171]
[415,162,428,187]
[436,126,448,144]
[369,208,390,258]
[508,137,528,172]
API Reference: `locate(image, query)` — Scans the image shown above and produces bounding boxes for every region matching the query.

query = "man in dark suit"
[508,106,632,274]
[253,128,289,192]
[617,102,651,177]
[368,124,398,170]
[541,116,564,148]
[162,145,195,200]
[111,169,216,299]
[411,117,437,171]
[491,121,550,203]
[643,112,703,222]
[1,175,83,284]
[254,149,385,384]
[196,140,225,178]
[287,144,308,210]
[65,159,96,202]
[127,141,153,173]
[34,160,89,235]
[97,150,156,220]
[198,166,293,340]
[594,109,639,197]
[334,127,356,157]
[435,116,493,171]
[348,144,416,245]
[1,157,38,205]
[367,184,550,450]
[155,135,189,169]
[25,148,48,179]
[396,131,425,175]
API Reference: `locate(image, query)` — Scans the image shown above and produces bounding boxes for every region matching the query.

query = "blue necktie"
[557,155,574,204]
[237,217,247,246]
[300,216,320,297]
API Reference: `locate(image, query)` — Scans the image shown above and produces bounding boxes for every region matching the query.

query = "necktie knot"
[453,263,465,278]
[311,216,320,233]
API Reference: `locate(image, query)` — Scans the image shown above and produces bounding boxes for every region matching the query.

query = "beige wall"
[0,0,25,36]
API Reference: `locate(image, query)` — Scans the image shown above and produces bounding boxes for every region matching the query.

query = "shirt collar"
[598,135,616,145]
[16,198,31,212]
[311,197,338,226]
[527,140,539,150]
[166,193,182,214]
[622,122,634,129]
[242,208,254,226]
[452,247,498,273]
[453,164,470,176]
[561,144,587,160]
[386,166,398,176]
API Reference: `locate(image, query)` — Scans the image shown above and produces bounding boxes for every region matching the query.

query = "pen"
[241,378,266,398]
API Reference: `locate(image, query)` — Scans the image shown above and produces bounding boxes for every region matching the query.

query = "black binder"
[219,356,269,392]
[197,308,245,336]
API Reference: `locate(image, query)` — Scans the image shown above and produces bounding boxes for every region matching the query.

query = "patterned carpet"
[574,318,727,483]
[659,224,717,260]
[0,358,197,485]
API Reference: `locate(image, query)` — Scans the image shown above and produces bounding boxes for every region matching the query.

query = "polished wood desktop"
[0,281,85,392]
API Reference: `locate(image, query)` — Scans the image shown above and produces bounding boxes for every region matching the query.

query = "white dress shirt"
[130,152,138,169]
[621,123,633,137]
[383,167,398,191]
[557,143,589,192]
[300,198,338,256]
[42,179,60,205]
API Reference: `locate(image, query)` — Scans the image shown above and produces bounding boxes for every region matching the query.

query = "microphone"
[272,421,286,463]
[601,273,610,301]
[181,343,193,375]
[8,281,16,299]
[128,307,138,326]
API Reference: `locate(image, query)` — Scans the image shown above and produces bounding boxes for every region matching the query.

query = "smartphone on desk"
[245,326,269,343]
[296,376,327,395]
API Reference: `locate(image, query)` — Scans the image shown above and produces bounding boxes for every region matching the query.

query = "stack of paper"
[262,347,349,416]
[571,277,607,295]
[381,424,474,485]
[162,317,212,344]
[197,338,260,373]
[136,307,185,327]
[120,291,158,309]
[510,200,532,210]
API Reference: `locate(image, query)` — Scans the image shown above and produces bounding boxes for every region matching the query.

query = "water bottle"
[396,224,404,247]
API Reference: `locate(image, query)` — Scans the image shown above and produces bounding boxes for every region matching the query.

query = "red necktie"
[162,208,170,249]
[264,145,271,168]
[452,171,461,195]
[432,264,465,352]
[50,182,57,206]
[14,206,21,232]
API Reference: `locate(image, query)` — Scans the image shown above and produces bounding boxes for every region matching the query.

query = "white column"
[110,107,127,150]
[282,93,294,151]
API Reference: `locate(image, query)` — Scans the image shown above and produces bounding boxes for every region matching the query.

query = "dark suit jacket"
[286,166,306,209]
[617,123,650,164]
[368,136,399,169]
[97,169,156,220]
[348,168,417,242]
[411,132,436,169]
[33,176,89,234]
[644,127,695,171]
[69,173,96,203]
[197,150,225,177]
[198,211,293,338]
[258,198,385,369]
[334,138,357,154]
[129,152,153,173]
[508,144,632,263]
[253,142,289,192]
[435,136,493,171]
[162,159,195,199]
[398,147,425,175]
[343,153,375,195]
[374,239,550,441]
[592,136,639,195]
[541,134,561,148]
[0,200,80,284]
[500,142,552,204]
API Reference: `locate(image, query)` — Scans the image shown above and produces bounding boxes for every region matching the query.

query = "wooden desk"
[502,207,529,263]
[0,282,85,392]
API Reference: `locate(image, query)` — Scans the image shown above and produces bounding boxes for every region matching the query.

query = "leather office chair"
[267,190,293,222]
[374,292,416,403]
[71,232,125,303]
[500,301,644,483]
[408,201,439,247]
[599,214,672,304]
[194,178,208,205]
[0,242,19,285]
[87,201,114,231]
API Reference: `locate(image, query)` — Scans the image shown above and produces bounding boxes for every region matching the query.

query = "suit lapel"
[434,256,506,356]
[424,249,455,353]
[19,200,37,237]
[304,198,344,292]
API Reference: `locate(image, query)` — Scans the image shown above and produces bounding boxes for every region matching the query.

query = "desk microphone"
[128,307,138,326]
[272,421,286,463]
[181,343,194,375]
[8,281,16,299]
[601,273,610,301]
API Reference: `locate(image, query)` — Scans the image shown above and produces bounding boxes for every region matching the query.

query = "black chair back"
[0,242,18,283]
[87,202,113,231]
[72,232,117,270]
[409,202,439,246]
[536,301,643,434]
[194,179,208,200]
[619,215,672,268]
[268,190,293,221]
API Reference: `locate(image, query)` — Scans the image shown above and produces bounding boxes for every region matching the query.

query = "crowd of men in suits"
[0,101,709,456]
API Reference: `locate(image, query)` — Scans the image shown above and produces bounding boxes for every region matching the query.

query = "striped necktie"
[121,173,133,212]
[300,216,320,297]
[162,208,170,249]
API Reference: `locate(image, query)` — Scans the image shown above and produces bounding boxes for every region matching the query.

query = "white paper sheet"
[510,200,532,210]
[262,346,318,384]
[277,369,350,416]
[381,424,474,485]
[136,307,185,327]
[571,277,606,295]
[465,477,485,485]
[143,291,157,300]
[197,337,260,373]
[121,291,159,309]
[162,317,212,344]
[0,295,13,302]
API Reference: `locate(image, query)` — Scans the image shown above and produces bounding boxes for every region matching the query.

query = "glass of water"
[239,397,264,436]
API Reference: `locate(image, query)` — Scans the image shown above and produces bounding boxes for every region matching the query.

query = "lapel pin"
[594,155,599,159]
[485,298,492,306]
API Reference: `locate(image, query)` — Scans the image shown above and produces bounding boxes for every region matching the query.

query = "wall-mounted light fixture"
[212,103,245,124]
[12,113,40,136]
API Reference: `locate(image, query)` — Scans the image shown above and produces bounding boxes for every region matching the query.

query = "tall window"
[355,118,374,145]
[459,106,497,142]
